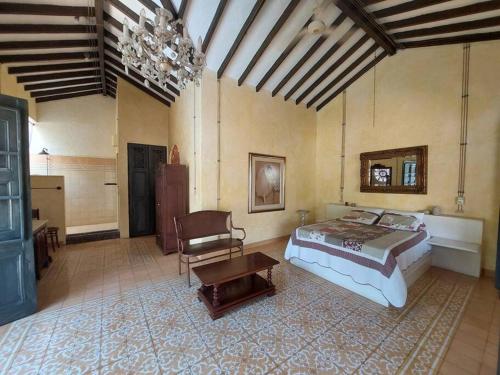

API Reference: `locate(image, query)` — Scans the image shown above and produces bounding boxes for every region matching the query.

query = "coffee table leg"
[213,284,220,307]
[267,268,273,287]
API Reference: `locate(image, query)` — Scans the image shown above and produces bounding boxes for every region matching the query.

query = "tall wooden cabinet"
[155,163,188,254]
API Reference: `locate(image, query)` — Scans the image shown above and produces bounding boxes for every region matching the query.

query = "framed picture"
[248,153,285,213]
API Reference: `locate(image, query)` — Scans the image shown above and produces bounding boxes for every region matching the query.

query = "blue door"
[0,94,36,325]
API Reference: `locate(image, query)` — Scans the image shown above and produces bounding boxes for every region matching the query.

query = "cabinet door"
[164,166,188,250]
[0,95,36,325]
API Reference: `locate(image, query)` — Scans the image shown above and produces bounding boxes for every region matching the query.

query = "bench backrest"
[174,210,232,241]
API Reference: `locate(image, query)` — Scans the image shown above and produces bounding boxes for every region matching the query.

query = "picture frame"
[248,153,286,213]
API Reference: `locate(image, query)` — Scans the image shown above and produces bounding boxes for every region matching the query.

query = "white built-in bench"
[325,203,483,278]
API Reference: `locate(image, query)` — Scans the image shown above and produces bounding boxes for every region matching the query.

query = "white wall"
[30,94,116,158]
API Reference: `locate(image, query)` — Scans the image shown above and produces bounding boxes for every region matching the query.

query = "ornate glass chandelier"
[117,8,205,91]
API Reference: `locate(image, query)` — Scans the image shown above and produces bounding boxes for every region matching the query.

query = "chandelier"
[117,8,205,91]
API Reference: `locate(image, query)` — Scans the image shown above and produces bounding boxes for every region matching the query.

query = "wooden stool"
[47,227,59,252]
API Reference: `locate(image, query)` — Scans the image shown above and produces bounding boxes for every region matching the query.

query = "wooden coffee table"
[192,252,279,319]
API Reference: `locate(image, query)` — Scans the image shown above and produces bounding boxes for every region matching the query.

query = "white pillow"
[340,210,380,225]
[385,209,424,223]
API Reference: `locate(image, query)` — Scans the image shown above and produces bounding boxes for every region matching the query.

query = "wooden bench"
[174,210,246,286]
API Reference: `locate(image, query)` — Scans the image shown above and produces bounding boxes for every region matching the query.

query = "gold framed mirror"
[360,145,427,194]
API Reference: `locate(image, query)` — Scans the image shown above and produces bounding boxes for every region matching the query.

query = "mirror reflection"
[369,155,417,187]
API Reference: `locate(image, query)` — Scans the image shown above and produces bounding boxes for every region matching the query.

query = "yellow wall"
[0,64,37,120]
[316,41,500,270]
[116,78,170,237]
[169,71,317,244]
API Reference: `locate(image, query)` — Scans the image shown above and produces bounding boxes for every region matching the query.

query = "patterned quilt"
[293,219,428,277]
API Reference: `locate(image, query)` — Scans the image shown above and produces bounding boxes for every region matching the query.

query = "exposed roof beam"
[0,39,94,50]
[374,0,453,18]
[26,77,101,91]
[137,0,159,14]
[104,43,178,98]
[384,1,500,30]
[17,69,100,83]
[0,24,95,33]
[284,25,360,101]
[217,0,265,79]
[393,16,500,40]
[31,83,103,98]
[105,63,171,107]
[160,0,178,18]
[316,51,387,111]
[296,35,371,104]
[360,0,385,5]
[238,0,300,86]
[335,0,397,55]
[178,0,188,19]
[256,16,312,92]
[202,0,227,53]
[400,30,500,48]
[306,44,378,107]
[36,89,103,103]
[0,52,92,63]
[271,13,347,97]
[95,0,106,95]
[9,61,96,74]
[0,3,94,17]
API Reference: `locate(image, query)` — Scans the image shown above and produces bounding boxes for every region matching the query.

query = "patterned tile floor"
[0,237,498,374]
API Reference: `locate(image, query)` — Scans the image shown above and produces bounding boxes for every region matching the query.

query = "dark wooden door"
[127,143,166,237]
[0,95,36,325]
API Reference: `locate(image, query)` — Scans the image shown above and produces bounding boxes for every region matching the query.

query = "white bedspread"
[284,237,431,307]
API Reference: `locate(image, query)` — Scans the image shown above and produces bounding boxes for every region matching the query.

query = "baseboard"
[245,235,290,249]
[66,229,120,244]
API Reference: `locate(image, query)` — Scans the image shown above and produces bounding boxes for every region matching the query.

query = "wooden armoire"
[155,163,188,254]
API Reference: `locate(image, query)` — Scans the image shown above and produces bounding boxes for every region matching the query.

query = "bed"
[284,218,431,307]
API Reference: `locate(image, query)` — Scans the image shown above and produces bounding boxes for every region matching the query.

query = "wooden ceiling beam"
[95,0,106,95]
[400,31,500,48]
[104,43,178,98]
[137,0,159,14]
[178,0,188,19]
[384,1,500,30]
[393,16,500,40]
[0,51,93,63]
[271,13,347,97]
[9,61,96,74]
[202,0,227,53]
[335,0,397,55]
[284,25,360,101]
[17,69,100,83]
[296,35,371,104]
[306,44,378,107]
[316,51,387,111]
[359,0,386,5]
[105,63,171,107]
[217,0,265,79]
[25,77,101,91]
[256,16,312,92]
[160,0,178,18]
[238,0,300,86]
[0,24,95,34]
[31,83,103,98]
[0,39,95,50]
[0,3,94,17]
[36,89,103,103]
[374,0,453,18]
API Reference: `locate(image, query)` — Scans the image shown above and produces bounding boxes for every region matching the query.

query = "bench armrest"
[232,226,246,241]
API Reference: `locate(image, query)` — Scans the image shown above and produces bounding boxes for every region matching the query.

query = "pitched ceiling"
[0,0,499,110]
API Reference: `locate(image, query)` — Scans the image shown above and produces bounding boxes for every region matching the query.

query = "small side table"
[296,209,310,227]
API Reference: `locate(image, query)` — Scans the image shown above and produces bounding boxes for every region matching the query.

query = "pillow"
[340,209,381,225]
[377,211,424,232]
[385,209,424,223]
[357,206,385,216]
